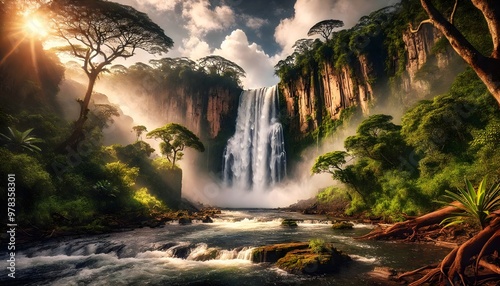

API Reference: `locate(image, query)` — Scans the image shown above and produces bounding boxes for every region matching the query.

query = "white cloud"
[179,36,211,60]
[244,16,268,30]
[133,0,182,11]
[214,29,279,89]
[182,1,235,36]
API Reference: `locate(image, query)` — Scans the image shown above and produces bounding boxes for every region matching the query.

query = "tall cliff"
[278,5,463,143]
[154,86,239,141]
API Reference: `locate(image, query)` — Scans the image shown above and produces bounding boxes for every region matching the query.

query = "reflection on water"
[2,210,450,286]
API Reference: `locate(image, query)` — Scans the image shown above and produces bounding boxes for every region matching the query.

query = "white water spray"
[222,86,286,191]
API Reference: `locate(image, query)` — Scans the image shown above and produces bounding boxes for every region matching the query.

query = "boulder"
[331,221,354,230]
[202,215,213,223]
[252,242,350,275]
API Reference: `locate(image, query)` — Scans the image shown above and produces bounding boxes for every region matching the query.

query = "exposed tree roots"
[407,216,500,285]
[358,207,500,285]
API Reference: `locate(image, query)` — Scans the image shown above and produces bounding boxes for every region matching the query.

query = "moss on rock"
[251,241,351,275]
[331,221,354,229]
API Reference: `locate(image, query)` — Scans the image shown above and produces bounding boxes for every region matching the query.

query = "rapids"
[3,210,450,286]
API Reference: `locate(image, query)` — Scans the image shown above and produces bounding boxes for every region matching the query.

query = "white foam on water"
[350,254,379,264]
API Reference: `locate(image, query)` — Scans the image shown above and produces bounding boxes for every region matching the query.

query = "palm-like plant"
[440,177,500,229]
[0,127,44,153]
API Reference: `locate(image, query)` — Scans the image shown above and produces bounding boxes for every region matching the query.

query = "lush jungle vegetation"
[276,0,499,221]
[312,69,500,221]
[0,1,242,234]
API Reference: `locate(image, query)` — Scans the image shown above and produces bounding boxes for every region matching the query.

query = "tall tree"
[416,0,500,105]
[146,123,204,168]
[132,125,147,141]
[307,19,344,41]
[43,0,173,150]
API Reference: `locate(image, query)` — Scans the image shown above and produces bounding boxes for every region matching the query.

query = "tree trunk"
[57,73,98,152]
[420,0,500,106]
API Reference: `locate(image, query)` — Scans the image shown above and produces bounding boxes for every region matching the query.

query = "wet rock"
[252,242,309,263]
[331,221,354,230]
[281,219,298,227]
[276,247,350,275]
[202,216,213,223]
[178,217,192,225]
[252,242,351,275]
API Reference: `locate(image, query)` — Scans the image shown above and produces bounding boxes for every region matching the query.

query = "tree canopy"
[307,19,344,41]
[132,125,148,141]
[146,123,204,167]
[198,55,246,83]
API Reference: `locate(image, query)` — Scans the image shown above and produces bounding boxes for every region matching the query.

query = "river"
[3,209,450,285]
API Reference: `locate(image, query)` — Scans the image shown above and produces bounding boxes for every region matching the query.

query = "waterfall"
[222,85,286,191]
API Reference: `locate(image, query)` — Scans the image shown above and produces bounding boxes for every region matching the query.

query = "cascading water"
[222,85,286,191]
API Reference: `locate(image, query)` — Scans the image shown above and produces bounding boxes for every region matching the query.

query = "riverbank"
[12,200,222,246]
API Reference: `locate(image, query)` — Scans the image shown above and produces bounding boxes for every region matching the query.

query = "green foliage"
[35,196,96,227]
[440,177,500,229]
[311,151,348,176]
[312,68,499,219]
[309,238,328,254]
[316,186,348,204]
[0,127,44,152]
[133,187,168,212]
[147,123,205,167]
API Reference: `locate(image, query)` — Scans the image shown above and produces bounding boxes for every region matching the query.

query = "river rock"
[276,247,350,275]
[281,219,298,227]
[202,215,213,223]
[252,242,309,263]
[178,217,192,225]
[331,221,354,229]
[251,242,351,275]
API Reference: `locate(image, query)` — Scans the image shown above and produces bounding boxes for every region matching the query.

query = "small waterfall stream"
[222,86,286,190]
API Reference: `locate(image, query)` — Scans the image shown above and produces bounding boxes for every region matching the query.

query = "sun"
[23,15,48,39]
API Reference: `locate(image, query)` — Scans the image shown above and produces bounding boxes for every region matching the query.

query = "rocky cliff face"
[280,54,376,135]
[90,72,241,143]
[398,24,459,103]
[155,86,239,140]
[280,24,459,138]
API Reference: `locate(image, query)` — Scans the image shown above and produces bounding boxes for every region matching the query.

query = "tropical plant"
[0,127,43,152]
[92,180,117,198]
[440,177,500,229]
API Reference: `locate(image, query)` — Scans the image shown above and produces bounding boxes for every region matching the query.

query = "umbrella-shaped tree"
[146,123,204,168]
[43,0,174,151]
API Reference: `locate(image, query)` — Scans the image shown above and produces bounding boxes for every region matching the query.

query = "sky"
[112,0,400,89]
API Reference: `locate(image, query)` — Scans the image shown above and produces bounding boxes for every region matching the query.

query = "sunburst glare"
[24,16,48,39]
